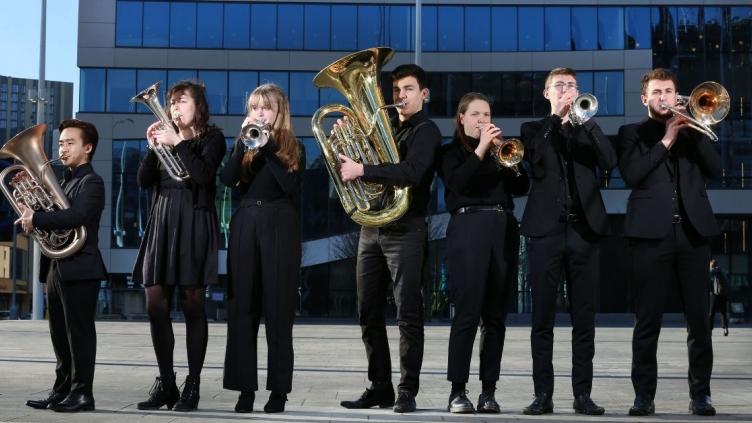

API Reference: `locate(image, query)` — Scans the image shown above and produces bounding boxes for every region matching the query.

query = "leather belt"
[672,214,682,224]
[559,213,580,223]
[454,204,505,215]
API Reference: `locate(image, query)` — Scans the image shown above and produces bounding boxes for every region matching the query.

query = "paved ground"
[0,320,750,422]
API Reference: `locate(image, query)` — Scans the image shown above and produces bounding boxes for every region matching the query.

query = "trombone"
[660,81,730,142]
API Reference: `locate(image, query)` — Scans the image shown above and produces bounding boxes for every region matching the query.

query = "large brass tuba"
[130,82,190,181]
[311,47,410,227]
[660,81,730,142]
[0,124,87,258]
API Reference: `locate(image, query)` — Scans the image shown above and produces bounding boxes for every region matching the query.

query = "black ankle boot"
[235,391,255,413]
[173,375,200,412]
[264,392,287,413]
[137,374,179,410]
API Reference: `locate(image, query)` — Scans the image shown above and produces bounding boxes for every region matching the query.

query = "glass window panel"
[143,2,169,47]
[593,71,623,116]
[301,137,322,170]
[677,7,702,53]
[386,5,412,52]
[107,69,136,113]
[80,68,106,112]
[198,71,227,115]
[116,0,142,47]
[167,70,197,89]
[652,7,678,53]
[625,7,650,49]
[516,72,534,116]
[197,2,223,48]
[278,4,304,49]
[492,7,517,52]
[251,4,277,49]
[228,71,258,115]
[598,7,625,49]
[224,3,250,49]
[465,7,490,52]
[319,88,346,108]
[421,6,437,52]
[704,7,724,53]
[290,72,319,116]
[170,2,196,47]
[577,71,594,97]
[305,4,330,50]
[544,7,570,51]
[571,7,597,50]
[438,6,463,52]
[731,7,752,53]
[471,73,501,112]
[358,6,384,49]
[519,7,544,51]
[331,5,357,51]
[532,71,548,116]
[136,69,167,113]
[259,72,289,95]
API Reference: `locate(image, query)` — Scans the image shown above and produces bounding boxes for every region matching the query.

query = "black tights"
[145,285,208,380]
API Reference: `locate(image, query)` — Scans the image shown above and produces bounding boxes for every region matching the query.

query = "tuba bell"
[130,82,190,181]
[0,124,87,259]
[311,47,410,227]
[660,81,730,142]
[569,93,598,126]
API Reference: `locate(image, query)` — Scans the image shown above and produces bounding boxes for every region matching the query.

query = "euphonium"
[0,124,87,259]
[660,81,730,142]
[569,93,598,126]
[311,47,410,227]
[130,82,190,181]
[239,121,270,151]
[490,137,525,176]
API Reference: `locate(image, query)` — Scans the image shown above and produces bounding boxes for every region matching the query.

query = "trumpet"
[239,121,270,151]
[660,81,730,142]
[491,138,525,176]
[568,93,598,126]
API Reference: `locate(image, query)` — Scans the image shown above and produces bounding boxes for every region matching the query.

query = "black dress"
[132,129,226,287]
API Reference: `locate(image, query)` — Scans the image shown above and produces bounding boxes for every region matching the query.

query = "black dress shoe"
[137,375,179,410]
[173,375,200,412]
[447,391,474,413]
[690,395,716,416]
[523,393,553,415]
[264,392,287,413]
[477,390,500,413]
[393,390,416,413]
[573,393,605,415]
[235,391,254,413]
[340,383,395,409]
[628,396,655,416]
[49,393,95,412]
[26,391,67,409]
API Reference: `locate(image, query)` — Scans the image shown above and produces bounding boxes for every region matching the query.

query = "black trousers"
[224,200,300,393]
[446,211,516,383]
[47,272,100,396]
[629,222,713,400]
[356,217,426,396]
[528,221,599,397]
[709,294,728,331]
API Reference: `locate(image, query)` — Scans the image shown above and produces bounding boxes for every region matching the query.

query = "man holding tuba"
[618,68,721,417]
[520,67,616,416]
[338,64,442,413]
[18,119,107,412]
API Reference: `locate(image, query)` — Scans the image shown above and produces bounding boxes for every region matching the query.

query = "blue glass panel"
[598,7,625,49]
[143,2,169,47]
[593,71,623,115]
[358,6,384,49]
[136,69,167,113]
[290,72,319,116]
[545,7,570,51]
[704,7,724,53]
[259,72,289,95]
[386,5,412,52]
[116,1,142,47]
[278,4,304,49]
[80,68,106,112]
[677,7,702,53]
[197,3,222,48]
[301,137,321,169]
[464,7,490,52]
[198,71,228,115]
[305,4,330,50]
[625,7,650,49]
[438,6,463,51]
[491,7,517,52]
[730,7,752,52]
[519,7,544,51]
[421,6,437,51]
[167,70,197,89]
[107,69,136,112]
[319,88,346,108]
[571,7,597,50]
[224,3,250,49]
[251,4,277,49]
[228,71,258,115]
[651,7,678,53]
[170,2,196,47]
[331,5,357,51]
[577,71,594,97]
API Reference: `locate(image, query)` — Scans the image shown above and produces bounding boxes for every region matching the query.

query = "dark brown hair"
[58,119,99,161]
[391,64,429,90]
[453,92,492,152]
[166,80,218,137]
[640,68,678,95]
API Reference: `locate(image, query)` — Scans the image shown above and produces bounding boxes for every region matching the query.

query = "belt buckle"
[568,213,579,223]
[672,214,682,224]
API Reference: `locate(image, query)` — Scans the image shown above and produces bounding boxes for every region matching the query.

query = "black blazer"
[617,118,721,239]
[33,162,107,283]
[520,115,617,237]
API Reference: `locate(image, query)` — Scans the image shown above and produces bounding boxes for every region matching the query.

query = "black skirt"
[133,175,219,287]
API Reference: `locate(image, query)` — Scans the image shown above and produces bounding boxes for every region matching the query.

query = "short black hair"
[391,64,428,90]
[58,119,99,161]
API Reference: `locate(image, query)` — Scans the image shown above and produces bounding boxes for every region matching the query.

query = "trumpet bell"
[569,93,598,126]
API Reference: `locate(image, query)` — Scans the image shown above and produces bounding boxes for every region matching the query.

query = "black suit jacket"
[520,115,617,237]
[617,118,721,239]
[33,162,107,283]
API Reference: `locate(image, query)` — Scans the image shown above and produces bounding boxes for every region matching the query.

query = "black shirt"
[554,118,584,217]
[439,137,529,213]
[361,109,442,220]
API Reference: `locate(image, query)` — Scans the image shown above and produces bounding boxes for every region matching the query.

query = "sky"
[0,0,80,113]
